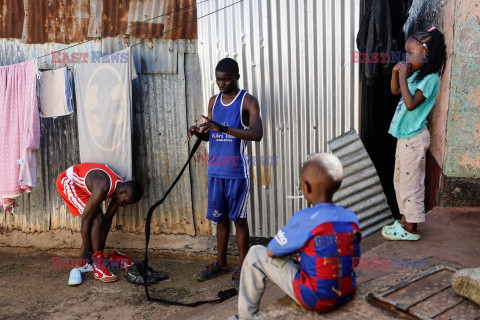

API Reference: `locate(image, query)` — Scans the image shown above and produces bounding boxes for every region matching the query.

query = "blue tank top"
[208,90,250,179]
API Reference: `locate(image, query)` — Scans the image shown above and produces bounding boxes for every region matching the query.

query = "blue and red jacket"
[268,202,361,312]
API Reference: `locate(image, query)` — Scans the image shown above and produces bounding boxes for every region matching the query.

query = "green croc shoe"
[382,220,401,233]
[381,220,420,241]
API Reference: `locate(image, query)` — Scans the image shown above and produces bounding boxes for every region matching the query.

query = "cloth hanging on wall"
[356,0,392,86]
[74,48,137,180]
[0,60,41,211]
[38,67,73,118]
[358,0,413,220]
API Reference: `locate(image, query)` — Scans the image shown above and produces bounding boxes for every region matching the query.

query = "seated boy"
[237,153,361,318]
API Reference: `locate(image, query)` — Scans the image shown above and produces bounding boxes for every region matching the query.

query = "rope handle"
[140,137,237,306]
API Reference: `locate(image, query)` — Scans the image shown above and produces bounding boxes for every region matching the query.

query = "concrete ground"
[254,206,480,319]
[0,207,479,319]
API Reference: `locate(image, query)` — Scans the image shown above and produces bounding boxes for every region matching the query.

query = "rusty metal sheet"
[25,0,91,44]
[369,266,480,320]
[0,0,196,44]
[163,0,197,39]
[0,0,25,39]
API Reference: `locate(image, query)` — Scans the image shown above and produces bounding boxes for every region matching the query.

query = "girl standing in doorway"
[382,27,447,241]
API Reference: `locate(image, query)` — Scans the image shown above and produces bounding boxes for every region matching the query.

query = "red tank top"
[66,163,124,199]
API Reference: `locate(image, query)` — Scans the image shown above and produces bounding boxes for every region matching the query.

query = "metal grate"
[368,266,480,320]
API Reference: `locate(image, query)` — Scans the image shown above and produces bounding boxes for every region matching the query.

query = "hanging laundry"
[0,60,41,211]
[74,48,137,180]
[38,67,73,118]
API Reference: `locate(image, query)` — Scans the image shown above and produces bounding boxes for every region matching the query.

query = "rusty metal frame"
[366,265,479,320]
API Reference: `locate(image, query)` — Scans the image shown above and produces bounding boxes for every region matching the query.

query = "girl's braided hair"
[409,28,447,83]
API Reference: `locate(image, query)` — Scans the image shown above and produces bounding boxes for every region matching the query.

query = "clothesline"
[35,0,214,60]
[35,0,244,67]
[32,0,244,74]
[33,0,245,73]
[129,0,245,49]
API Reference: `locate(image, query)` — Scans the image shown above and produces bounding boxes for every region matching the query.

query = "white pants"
[393,127,430,223]
[238,245,300,319]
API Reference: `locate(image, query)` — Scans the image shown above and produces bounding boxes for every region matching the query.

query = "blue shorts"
[207,177,250,222]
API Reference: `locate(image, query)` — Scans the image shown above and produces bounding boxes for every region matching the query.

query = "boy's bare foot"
[400,215,406,225]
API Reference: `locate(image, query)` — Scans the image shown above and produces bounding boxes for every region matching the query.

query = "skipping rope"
[140,137,238,306]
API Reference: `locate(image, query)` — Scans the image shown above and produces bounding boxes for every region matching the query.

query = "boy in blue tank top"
[189,58,263,287]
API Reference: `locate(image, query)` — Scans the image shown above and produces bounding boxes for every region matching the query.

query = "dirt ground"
[0,227,386,320]
[0,247,243,320]
[3,207,478,320]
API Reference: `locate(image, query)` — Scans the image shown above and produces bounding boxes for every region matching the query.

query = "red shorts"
[56,171,89,217]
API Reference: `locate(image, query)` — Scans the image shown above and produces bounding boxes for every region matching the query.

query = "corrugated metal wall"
[1,0,371,241]
[197,0,361,237]
[0,37,209,236]
[0,0,197,43]
[0,1,217,237]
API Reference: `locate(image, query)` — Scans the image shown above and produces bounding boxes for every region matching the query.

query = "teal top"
[388,71,440,139]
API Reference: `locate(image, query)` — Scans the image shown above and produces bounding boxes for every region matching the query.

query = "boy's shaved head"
[301,153,343,200]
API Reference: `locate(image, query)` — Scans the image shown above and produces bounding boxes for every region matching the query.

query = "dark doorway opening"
[358,0,413,220]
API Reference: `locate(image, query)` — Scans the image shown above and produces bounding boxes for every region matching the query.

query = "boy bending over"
[238,153,361,318]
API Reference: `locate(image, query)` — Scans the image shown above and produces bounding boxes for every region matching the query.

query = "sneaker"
[68,268,82,286]
[92,251,118,282]
[107,250,134,270]
[125,262,169,285]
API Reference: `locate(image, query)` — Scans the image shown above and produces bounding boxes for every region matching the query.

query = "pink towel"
[0,60,40,211]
